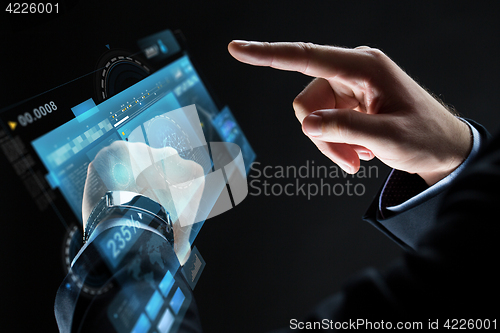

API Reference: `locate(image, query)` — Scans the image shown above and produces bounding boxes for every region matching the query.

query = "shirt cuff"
[379,118,482,218]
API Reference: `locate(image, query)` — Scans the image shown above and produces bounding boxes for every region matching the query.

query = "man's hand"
[82,141,205,265]
[228,41,472,185]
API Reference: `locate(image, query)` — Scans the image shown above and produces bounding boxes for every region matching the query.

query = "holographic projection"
[22,30,256,332]
[51,102,250,332]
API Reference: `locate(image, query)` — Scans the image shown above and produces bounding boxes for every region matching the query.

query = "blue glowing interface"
[102,224,191,333]
[212,106,256,173]
[10,29,256,333]
[32,54,231,224]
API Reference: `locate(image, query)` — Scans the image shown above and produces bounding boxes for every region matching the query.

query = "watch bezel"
[83,191,174,244]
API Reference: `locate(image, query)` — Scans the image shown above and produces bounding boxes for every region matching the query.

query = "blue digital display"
[212,106,256,172]
[157,309,175,332]
[31,55,221,224]
[145,291,164,321]
[95,217,146,269]
[169,288,185,315]
[71,98,98,119]
[104,224,191,333]
[131,313,151,333]
[159,270,175,297]
[19,27,258,333]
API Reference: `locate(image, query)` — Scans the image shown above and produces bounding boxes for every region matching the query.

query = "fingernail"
[231,40,251,46]
[358,151,372,160]
[303,114,323,137]
[340,162,354,174]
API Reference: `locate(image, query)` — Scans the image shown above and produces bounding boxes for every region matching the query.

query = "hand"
[228,41,472,185]
[82,141,205,265]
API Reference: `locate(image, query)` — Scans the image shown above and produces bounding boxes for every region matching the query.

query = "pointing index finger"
[228,40,368,79]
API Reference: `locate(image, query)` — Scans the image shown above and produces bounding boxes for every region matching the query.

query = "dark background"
[1,1,499,332]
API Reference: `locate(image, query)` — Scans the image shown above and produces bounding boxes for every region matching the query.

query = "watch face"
[90,211,174,271]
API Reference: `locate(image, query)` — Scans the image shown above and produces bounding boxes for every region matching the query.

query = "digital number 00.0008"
[18,101,57,127]
[5,3,59,14]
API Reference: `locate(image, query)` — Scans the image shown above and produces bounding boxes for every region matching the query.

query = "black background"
[1,1,499,332]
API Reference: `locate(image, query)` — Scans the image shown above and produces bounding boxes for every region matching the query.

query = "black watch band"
[83,191,174,245]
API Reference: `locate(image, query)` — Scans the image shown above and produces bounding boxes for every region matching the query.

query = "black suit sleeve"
[275,123,499,331]
[363,182,446,252]
[364,119,491,252]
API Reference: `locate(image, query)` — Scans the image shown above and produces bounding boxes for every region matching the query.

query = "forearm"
[55,220,202,332]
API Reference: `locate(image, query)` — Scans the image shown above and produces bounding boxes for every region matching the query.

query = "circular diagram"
[144,114,197,189]
[94,50,151,102]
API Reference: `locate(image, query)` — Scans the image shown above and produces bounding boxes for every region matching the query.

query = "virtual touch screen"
[31,56,214,224]
[0,28,255,319]
[2,30,255,223]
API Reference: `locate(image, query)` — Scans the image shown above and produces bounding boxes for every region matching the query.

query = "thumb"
[302,109,391,150]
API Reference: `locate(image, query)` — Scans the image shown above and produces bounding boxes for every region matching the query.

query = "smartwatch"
[83,191,174,245]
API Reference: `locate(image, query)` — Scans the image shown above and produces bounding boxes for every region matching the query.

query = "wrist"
[418,118,473,186]
[83,191,174,245]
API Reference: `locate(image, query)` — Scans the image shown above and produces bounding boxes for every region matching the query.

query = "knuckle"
[295,42,314,53]
[333,110,354,142]
[292,95,306,120]
[362,48,387,62]
[296,41,315,51]
[355,47,391,77]
[261,41,272,50]
[292,94,305,110]
[295,42,315,72]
